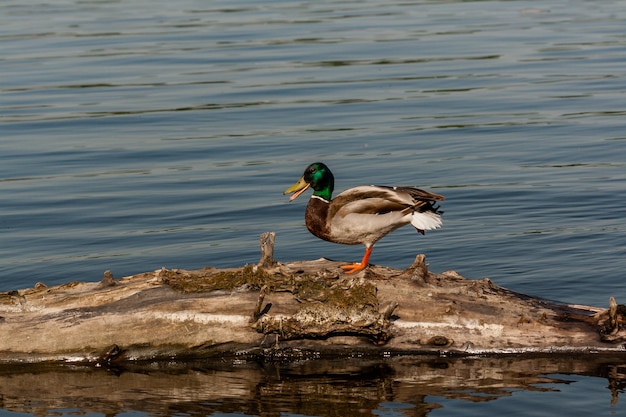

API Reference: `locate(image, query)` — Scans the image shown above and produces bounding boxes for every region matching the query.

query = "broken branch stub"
[258,232,276,267]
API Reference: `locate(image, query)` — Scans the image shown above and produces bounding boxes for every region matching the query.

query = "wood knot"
[97,344,123,365]
[421,336,454,348]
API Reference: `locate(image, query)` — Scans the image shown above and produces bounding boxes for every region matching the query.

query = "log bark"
[1,233,625,364]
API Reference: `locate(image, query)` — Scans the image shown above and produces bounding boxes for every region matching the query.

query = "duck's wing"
[330,186,410,218]
[394,186,445,203]
[330,185,443,217]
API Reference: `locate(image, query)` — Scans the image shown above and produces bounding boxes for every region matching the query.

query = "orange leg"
[340,246,373,274]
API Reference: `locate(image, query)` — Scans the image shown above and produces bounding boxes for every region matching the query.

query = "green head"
[284,162,335,201]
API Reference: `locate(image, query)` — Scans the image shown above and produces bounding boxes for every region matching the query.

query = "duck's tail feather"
[410,203,443,234]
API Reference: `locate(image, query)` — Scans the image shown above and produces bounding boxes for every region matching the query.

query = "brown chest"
[304,196,332,241]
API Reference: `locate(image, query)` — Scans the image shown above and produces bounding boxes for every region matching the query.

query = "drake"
[284,162,444,273]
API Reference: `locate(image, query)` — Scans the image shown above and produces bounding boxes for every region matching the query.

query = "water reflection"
[1,355,625,416]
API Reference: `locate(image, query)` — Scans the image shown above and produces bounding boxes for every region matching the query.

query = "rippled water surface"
[2,0,626,416]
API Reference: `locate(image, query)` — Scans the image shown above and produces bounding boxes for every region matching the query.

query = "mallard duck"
[284,162,444,273]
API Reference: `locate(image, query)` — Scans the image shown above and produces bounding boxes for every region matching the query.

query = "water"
[1,357,625,417]
[1,0,626,415]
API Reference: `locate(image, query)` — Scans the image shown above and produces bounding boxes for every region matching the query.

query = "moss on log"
[1,233,625,364]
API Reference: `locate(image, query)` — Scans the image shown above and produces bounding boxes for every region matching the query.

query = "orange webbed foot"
[340,247,373,274]
[340,262,368,274]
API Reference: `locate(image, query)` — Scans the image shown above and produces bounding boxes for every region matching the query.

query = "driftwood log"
[1,232,625,364]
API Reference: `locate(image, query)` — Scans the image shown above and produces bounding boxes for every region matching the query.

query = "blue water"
[2,0,626,415]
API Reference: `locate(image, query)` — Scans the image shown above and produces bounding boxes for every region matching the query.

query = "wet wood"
[1,233,625,364]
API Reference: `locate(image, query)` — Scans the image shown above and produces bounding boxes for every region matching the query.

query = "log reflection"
[1,355,625,417]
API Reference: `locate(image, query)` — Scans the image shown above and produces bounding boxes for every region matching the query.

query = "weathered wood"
[1,233,625,364]
[257,231,276,267]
